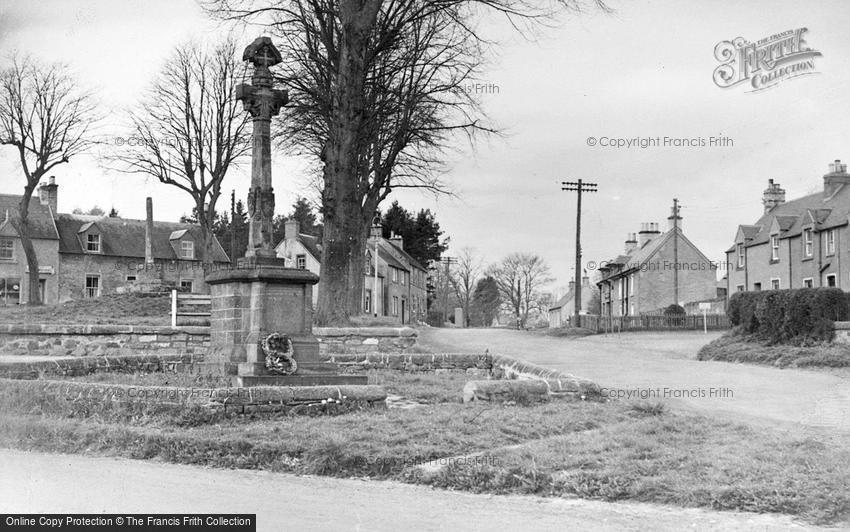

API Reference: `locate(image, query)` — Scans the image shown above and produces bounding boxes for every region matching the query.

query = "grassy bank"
[1,371,848,524]
[698,331,850,368]
[0,293,171,325]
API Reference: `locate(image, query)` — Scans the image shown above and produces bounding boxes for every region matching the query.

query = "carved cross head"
[242,37,282,69]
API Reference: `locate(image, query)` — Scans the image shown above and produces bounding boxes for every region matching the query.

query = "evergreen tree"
[380,201,447,266]
[472,276,501,327]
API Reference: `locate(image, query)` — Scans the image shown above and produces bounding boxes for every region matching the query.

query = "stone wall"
[0,324,210,358]
[313,327,418,354]
[0,353,197,379]
[833,321,850,344]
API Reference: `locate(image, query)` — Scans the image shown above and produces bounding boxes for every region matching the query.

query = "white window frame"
[803,228,813,257]
[629,274,635,296]
[826,229,836,256]
[0,239,13,261]
[737,243,745,267]
[84,274,101,298]
[803,278,814,288]
[364,289,372,313]
[392,296,399,316]
[179,279,194,292]
[392,268,398,283]
[770,235,779,261]
[86,234,101,253]
[180,240,195,260]
[296,254,306,270]
[736,284,745,292]
[770,278,780,290]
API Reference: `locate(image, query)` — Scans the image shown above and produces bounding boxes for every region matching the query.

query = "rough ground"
[0,449,825,532]
[419,328,850,435]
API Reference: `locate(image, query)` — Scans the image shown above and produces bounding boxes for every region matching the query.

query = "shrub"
[727,288,850,345]
[663,304,685,316]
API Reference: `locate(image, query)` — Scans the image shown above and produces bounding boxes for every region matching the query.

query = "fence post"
[171,289,177,329]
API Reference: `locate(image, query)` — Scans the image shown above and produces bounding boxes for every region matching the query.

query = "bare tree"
[205,0,608,325]
[108,38,250,264]
[489,252,553,329]
[450,247,482,326]
[0,56,97,305]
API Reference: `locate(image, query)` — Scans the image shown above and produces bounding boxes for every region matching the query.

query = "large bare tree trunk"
[16,185,40,305]
[315,1,381,325]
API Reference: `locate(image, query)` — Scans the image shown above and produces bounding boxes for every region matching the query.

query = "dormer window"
[180,240,194,260]
[0,239,13,260]
[803,228,813,258]
[86,234,101,253]
[825,229,836,256]
[770,235,779,261]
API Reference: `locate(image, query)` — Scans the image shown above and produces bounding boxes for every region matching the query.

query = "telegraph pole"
[440,256,457,325]
[230,190,237,265]
[670,198,681,306]
[562,179,598,327]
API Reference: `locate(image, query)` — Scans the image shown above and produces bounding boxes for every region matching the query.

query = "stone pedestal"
[206,257,367,387]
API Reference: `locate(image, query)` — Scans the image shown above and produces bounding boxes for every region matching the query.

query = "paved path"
[419,328,850,435]
[0,449,824,532]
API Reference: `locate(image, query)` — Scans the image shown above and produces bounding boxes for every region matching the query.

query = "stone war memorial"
[205,37,366,388]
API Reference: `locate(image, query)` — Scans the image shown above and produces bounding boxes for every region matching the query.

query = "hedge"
[726,288,850,345]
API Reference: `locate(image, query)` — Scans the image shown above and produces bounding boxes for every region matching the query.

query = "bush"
[663,304,685,316]
[727,288,850,345]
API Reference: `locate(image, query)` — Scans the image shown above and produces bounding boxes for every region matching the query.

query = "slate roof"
[0,194,59,240]
[297,233,322,260]
[55,214,230,262]
[386,241,427,272]
[599,227,713,284]
[549,289,574,311]
[731,181,850,252]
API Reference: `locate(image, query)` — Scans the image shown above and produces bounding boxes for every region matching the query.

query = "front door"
[401,299,406,323]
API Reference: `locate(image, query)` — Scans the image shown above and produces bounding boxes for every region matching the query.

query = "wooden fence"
[579,314,729,333]
[170,290,211,327]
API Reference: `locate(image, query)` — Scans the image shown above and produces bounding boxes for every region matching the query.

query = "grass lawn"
[1,369,848,525]
[0,293,172,326]
[698,330,850,368]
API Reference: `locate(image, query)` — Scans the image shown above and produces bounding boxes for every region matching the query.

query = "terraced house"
[597,208,718,317]
[727,159,850,293]
[276,221,428,324]
[0,177,230,304]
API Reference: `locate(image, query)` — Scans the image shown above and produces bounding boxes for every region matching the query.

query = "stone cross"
[236,37,288,258]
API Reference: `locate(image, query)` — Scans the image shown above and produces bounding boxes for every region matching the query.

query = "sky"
[2,0,850,296]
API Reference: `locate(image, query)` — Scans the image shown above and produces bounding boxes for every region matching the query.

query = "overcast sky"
[2,0,849,294]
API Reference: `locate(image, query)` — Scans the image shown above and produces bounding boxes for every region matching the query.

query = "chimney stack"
[638,222,660,247]
[824,159,850,197]
[390,232,404,249]
[762,179,786,213]
[145,197,154,265]
[37,176,58,213]
[284,219,300,241]
[624,232,637,253]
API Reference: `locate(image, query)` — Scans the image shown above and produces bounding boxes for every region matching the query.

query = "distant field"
[0,293,171,325]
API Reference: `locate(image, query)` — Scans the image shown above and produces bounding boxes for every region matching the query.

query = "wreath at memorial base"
[263,333,297,375]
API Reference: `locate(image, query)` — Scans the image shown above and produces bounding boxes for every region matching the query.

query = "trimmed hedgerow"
[726,288,850,345]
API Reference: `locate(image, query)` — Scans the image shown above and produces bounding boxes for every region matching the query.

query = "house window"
[401,271,406,286]
[826,230,836,256]
[86,234,101,253]
[126,275,137,282]
[296,254,306,270]
[180,279,194,292]
[85,275,100,298]
[803,278,813,288]
[364,289,372,313]
[753,282,762,291]
[629,274,635,296]
[771,278,780,290]
[736,244,745,267]
[736,284,744,292]
[770,235,779,261]
[0,278,21,305]
[392,268,398,283]
[180,240,194,260]
[803,228,813,257]
[826,274,837,288]
[392,296,399,316]
[0,239,13,260]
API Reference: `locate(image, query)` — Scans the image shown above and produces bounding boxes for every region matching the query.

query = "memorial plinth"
[206,258,367,387]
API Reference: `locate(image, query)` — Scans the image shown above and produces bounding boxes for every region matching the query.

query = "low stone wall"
[313,327,418,354]
[0,324,210,358]
[0,378,387,415]
[0,353,198,380]
[0,324,417,358]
